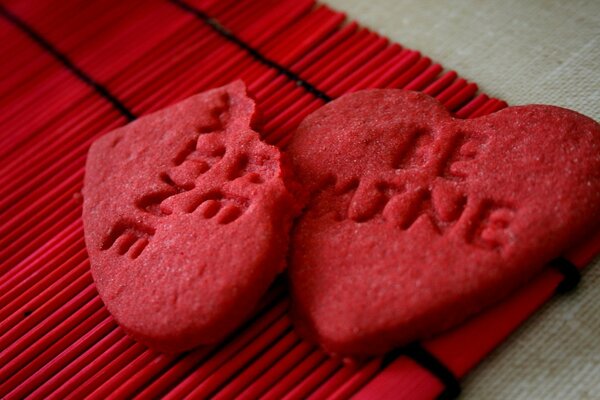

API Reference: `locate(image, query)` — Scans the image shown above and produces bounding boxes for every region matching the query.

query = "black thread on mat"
[0,5,136,121]
[381,343,461,400]
[552,257,581,294]
[169,0,333,103]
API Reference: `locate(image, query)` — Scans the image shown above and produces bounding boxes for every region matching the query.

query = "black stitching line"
[381,343,461,400]
[169,0,333,103]
[0,5,136,121]
[378,258,582,397]
[552,257,581,294]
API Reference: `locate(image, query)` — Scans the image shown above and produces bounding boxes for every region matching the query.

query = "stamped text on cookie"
[318,128,515,251]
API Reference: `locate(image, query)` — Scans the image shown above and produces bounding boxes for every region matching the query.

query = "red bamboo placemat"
[1,0,598,398]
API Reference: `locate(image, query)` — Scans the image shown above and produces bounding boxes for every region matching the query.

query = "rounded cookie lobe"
[83,81,299,352]
[287,89,600,357]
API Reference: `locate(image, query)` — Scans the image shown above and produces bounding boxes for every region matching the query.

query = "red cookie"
[287,89,600,357]
[83,81,298,352]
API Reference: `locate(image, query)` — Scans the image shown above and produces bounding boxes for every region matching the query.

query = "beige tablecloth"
[321,0,600,398]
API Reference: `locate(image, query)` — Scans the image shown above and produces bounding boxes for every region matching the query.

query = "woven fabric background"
[322,0,600,398]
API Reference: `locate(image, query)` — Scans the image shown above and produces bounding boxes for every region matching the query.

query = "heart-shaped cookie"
[83,81,298,352]
[287,89,600,357]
